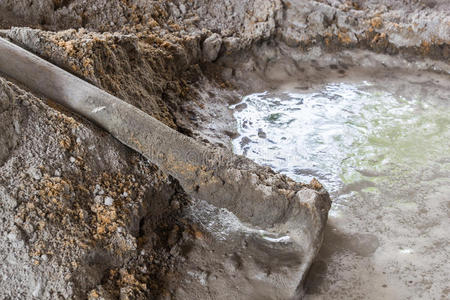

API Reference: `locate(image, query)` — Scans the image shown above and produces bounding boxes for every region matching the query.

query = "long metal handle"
[0,37,330,229]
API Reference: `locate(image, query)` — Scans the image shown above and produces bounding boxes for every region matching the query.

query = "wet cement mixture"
[0,0,449,299]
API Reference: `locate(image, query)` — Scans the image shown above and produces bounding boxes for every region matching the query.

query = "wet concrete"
[230,72,450,299]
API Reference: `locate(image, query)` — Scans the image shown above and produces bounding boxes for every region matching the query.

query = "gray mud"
[0,0,449,299]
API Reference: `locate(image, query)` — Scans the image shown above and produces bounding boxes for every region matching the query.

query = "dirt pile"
[0,77,193,299]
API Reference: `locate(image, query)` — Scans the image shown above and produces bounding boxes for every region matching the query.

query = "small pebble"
[179,4,186,14]
[69,157,76,163]
[104,196,114,206]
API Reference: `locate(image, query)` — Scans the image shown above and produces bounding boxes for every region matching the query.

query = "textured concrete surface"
[0,0,448,299]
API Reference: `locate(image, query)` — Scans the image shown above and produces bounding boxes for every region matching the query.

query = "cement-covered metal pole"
[0,37,330,230]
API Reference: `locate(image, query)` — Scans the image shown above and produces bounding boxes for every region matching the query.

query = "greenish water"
[231,81,450,299]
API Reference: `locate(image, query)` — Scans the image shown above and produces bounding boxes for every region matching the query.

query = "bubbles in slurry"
[231,81,450,299]
[231,83,377,193]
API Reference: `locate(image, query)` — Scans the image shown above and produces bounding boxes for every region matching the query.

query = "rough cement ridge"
[275,0,449,60]
[1,0,448,62]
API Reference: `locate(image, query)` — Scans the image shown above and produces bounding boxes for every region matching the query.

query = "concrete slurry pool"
[231,78,450,299]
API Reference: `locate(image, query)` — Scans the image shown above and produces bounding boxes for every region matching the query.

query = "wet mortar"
[231,76,450,299]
